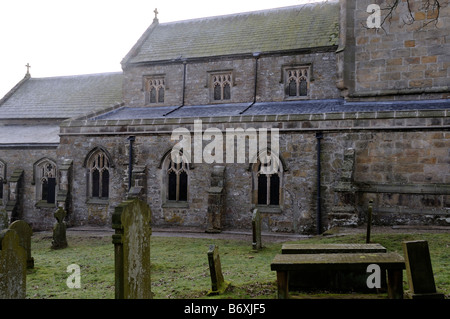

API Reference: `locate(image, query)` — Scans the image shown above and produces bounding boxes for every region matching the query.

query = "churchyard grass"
[26,232,449,299]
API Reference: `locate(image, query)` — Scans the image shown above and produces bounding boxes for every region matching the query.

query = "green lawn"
[26,232,449,299]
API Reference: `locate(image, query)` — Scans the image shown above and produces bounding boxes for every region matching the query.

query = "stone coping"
[59,108,449,135]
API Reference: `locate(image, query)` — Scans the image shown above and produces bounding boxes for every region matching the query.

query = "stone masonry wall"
[59,108,449,234]
[342,0,450,100]
[0,147,58,230]
[122,51,341,108]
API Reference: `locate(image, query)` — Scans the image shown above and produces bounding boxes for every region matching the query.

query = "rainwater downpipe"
[316,132,323,235]
[163,60,187,116]
[239,52,260,114]
[127,135,136,191]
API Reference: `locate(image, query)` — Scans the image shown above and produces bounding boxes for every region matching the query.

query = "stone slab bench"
[281,243,388,292]
[271,252,405,299]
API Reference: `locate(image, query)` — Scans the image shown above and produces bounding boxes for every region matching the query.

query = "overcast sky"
[0,0,322,98]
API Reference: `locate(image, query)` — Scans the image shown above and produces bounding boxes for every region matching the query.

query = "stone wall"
[339,0,450,100]
[58,107,449,234]
[122,50,341,107]
[0,147,58,230]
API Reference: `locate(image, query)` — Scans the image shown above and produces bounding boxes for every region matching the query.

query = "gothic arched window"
[252,152,283,208]
[89,152,110,199]
[212,73,232,101]
[146,77,165,104]
[285,67,310,98]
[161,151,189,203]
[34,158,57,204]
[84,148,113,200]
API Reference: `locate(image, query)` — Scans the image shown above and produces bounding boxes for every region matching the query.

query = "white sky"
[0,0,323,98]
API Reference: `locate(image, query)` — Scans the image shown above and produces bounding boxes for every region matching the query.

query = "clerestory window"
[285,67,310,98]
[145,76,165,104]
[212,73,232,101]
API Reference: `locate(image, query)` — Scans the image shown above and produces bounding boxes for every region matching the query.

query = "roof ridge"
[27,71,123,81]
[159,2,336,26]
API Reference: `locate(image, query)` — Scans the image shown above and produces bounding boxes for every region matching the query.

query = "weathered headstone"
[52,207,68,250]
[402,240,444,299]
[0,229,27,299]
[0,210,8,231]
[252,209,262,250]
[9,220,34,269]
[206,166,225,233]
[112,198,152,299]
[207,245,230,296]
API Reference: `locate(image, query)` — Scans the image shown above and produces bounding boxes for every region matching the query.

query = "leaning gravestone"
[112,198,152,299]
[207,245,230,296]
[402,240,444,299]
[252,209,262,251]
[9,220,34,269]
[0,229,27,299]
[52,207,68,250]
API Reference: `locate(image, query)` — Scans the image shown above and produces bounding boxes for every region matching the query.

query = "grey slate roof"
[93,99,450,121]
[124,1,340,65]
[0,72,123,119]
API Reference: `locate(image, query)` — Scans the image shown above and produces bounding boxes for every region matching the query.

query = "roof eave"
[123,45,339,68]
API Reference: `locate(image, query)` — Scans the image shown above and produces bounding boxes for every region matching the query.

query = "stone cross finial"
[25,63,31,76]
[153,8,159,21]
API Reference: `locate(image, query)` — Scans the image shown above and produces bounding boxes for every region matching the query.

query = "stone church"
[0,0,449,233]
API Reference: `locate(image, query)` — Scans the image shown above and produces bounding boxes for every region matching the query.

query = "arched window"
[252,151,283,208]
[84,148,113,200]
[161,150,189,203]
[285,67,309,98]
[212,73,232,101]
[89,152,110,199]
[146,77,165,104]
[34,158,57,204]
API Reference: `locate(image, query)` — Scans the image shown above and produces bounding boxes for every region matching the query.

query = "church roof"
[0,72,123,119]
[123,1,340,65]
[92,99,450,121]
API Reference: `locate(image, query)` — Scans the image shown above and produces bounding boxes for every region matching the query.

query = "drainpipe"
[127,136,136,191]
[239,52,260,114]
[316,132,323,235]
[164,60,187,116]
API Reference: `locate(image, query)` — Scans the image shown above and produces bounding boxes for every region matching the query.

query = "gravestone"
[0,229,27,299]
[252,209,262,250]
[112,198,152,299]
[206,166,225,233]
[0,210,8,231]
[402,240,444,299]
[52,207,68,250]
[207,245,230,296]
[9,220,34,269]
